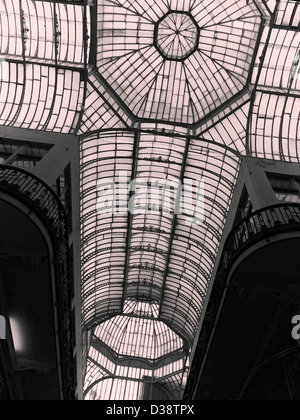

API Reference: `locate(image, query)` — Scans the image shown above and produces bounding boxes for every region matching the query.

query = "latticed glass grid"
[155,12,199,60]
[95,0,262,125]
[1,0,300,400]
[93,316,184,359]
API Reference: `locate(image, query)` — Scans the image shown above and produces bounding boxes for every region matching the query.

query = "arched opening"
[0,197,61,400]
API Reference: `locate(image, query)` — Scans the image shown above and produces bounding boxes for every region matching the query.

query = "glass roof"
[1,0,300,400]
[96,0,262,125]
[81,131,241,345]
[155,12,200,60]
[93,315,184,360]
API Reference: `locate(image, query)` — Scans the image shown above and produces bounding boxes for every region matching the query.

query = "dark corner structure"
[185,204,300,401]
[0,165,76,400]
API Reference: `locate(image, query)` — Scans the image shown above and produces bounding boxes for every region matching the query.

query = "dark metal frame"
[87,0,263,130]
[240,346,300,400]
[0,165,76,400]
[184,203,300,400]
[154,11,201,62]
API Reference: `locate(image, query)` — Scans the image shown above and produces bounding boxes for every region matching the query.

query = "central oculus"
[155,12,200,61]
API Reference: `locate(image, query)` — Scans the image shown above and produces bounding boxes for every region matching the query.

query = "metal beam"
[158,133,192,319]
[194,89,252,132]
[91,338,184,370]
[90,69,135,126]
[34,0,90,4]
[83,310,189,349]
[3,145,28,165]
[246,1,280,155]
[121,130,141,310]
[273,24,300,32]
[256,88,300,98]
[1,55,85,71]
[0,126,77,145]
[33,137,79,187]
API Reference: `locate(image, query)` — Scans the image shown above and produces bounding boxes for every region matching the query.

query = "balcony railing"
[184,204,300,400]
[240,347,300,400]
[222,204,300,268]
[0,165,75,400]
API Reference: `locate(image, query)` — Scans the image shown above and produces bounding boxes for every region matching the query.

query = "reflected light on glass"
[9,317,26,354]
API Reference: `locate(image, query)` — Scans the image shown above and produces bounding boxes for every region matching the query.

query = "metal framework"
[0,164,76,399]
[184,203,300,399]
[1,0,300,400]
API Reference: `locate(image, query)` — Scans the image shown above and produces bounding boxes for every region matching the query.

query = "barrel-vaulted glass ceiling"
[0,0,300,400]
